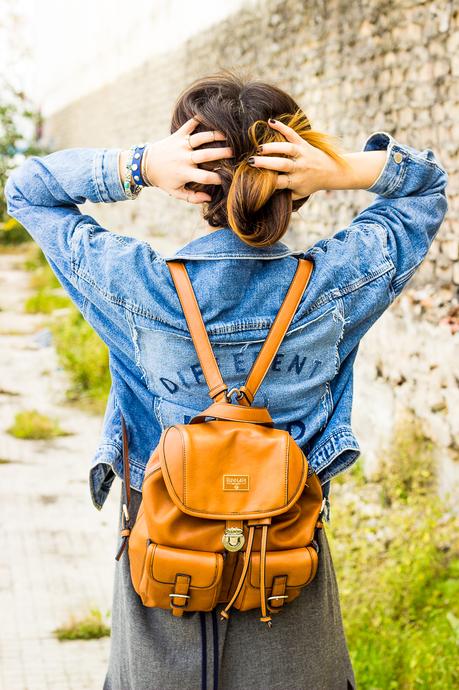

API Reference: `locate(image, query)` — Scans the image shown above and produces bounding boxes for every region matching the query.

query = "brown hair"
[170,68,349,247]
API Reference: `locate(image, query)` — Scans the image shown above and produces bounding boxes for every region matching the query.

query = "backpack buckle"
[225,387,243,401]
[225,387,248,403]
[222,527,245,552]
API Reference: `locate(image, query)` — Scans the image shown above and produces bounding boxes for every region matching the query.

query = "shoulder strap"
[238,257,314,405]
[115,412,132,561]
[167,260,229,403]
[166,257,314,407]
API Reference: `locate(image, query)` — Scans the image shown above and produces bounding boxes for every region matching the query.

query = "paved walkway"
[0,249,120,690]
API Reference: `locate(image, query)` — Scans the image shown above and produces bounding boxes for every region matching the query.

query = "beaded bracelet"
[130,143,148,186]
[123,145,143,199]
[123,142,156,198]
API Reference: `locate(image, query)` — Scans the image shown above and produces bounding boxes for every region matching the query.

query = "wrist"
[142,143,157,187]
[322,151,388,191]
[118,150,130,189]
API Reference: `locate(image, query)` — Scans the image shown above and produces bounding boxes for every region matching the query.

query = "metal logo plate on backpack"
[222,527,245,552]
[223,474,249,491]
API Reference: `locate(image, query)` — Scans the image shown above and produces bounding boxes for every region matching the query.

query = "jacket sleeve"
[3,147,156,360]
[345,130,449,299]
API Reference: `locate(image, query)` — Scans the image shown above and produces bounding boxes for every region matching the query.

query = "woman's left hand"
[143,117,234,204]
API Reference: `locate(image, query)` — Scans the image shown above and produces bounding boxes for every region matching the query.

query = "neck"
[205,223,226,233]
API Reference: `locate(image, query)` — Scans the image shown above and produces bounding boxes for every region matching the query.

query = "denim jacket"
[4,131,449,521]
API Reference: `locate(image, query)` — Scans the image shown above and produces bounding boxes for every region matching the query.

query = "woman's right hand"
[247,119,346,200]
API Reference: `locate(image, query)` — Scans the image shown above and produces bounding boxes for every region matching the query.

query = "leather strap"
[166,257,314,407]
[121,414,131,509]
[170,574,191,617]
[238,258,314,406]
[115,412,132,561]
[188,401,274,426]
[167,260,228,403]
[268,575,288,611]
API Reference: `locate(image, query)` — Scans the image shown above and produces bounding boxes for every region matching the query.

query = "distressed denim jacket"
[4,131,449,521]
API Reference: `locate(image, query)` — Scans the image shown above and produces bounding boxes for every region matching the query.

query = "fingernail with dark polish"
[268,118,276,124]
[248,157,255,164]
[256,146,263,153]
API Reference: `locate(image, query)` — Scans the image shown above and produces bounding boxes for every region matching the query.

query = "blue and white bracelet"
[123,142,152,199]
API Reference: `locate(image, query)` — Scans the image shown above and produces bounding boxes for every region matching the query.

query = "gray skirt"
[103,485,356,690]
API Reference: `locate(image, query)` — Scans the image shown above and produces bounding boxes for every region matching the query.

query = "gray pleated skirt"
[103,485,356,690]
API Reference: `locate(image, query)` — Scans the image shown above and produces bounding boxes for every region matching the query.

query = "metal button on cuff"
[393,151,403,164]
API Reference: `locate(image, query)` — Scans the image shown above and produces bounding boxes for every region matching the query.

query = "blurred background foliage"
[328,413,459,689]
[21,243,111,414]
[0,80,48,242]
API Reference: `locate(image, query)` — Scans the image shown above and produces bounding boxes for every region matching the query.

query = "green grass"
[22,248,70,314]
[0,216,30,245]
[328,411,459,690]
[28,263,61,290]
[49,307,111,413]
[23,245,111,413]
[24,289,71,314]
[6,409,73,440]
[0,243,34,255]
[53,607,111,641]
[21,242,49,270]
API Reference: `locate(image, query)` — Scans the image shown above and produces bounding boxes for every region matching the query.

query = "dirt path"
[0,249,120,690]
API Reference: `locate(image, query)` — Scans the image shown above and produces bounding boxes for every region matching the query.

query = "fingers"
[191,146,234,164]
[274,174,292,191]
[188,167,223,186]
[248,154,295,173]
[189,129,227,148]
[178,116,202,134]
[267,118,305,144]
[256,141,299,157]
[177,117,228,148]
[173,186,212,204]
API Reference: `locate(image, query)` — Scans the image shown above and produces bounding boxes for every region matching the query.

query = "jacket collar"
[161,225,304,261]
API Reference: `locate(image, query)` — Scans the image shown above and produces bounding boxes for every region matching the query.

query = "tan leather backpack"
[115,257,325,627]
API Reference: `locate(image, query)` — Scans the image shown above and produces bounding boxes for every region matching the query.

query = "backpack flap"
[159,419,308,520]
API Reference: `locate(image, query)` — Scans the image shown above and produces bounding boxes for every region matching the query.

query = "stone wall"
[42,0,458,287]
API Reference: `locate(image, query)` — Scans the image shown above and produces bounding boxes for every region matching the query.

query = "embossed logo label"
[223,474,250,491]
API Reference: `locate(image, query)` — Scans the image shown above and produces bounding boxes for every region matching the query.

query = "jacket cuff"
[94,148,129,202]
[361,130,406,197]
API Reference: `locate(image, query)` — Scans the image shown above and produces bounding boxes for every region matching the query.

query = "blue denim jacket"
[4,131,449,520]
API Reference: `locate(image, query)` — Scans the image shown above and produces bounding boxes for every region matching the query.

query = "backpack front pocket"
[233,545,319,612]
[138,540,225,614]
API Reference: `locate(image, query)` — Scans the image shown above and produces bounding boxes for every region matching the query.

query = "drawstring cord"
[219,525,255,622]
[219,523,273,628]
[258,523,272,627]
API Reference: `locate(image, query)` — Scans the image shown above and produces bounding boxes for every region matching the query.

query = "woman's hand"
[247,119,344,200]
[143,117,234,204]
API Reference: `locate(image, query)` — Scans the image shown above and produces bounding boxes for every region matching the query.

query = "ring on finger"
[187,133,194,149]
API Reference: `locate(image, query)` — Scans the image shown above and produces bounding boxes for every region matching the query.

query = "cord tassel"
[259,524,272,627]
[220,525,255,622]
[114,527,131,561]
